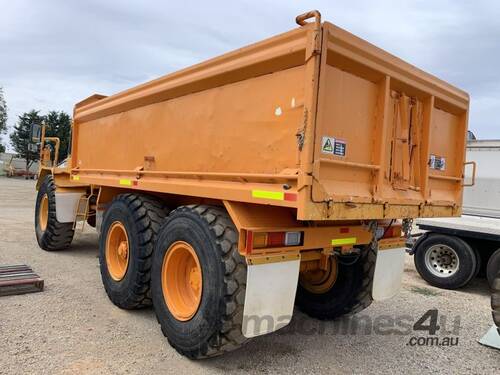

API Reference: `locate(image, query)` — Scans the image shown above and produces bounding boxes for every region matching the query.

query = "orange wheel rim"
[39,194,49,231]
[162,241,203,321]
[300,257,338,294]
[105,221,130,281]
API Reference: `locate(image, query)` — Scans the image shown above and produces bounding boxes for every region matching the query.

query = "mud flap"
[242,258,300,338]
[372,248,406,300]
[55,192,83,223]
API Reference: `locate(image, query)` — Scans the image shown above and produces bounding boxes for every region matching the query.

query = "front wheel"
[295,244,376,320]
[151,205,247,359]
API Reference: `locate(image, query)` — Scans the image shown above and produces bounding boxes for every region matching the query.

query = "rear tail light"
[249,231,303,251]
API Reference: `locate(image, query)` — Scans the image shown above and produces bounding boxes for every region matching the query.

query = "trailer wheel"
[471,243,482,278]
[99,194,169,309]
[35,175,74,251]
[295,244,376,320]
[151,205,247,359]
[492,270,500,335]
[486,249,500,288]
[414,234,476,289]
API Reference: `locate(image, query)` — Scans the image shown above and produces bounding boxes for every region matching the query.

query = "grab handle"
[462,161,476,187]
[295,10,321,29]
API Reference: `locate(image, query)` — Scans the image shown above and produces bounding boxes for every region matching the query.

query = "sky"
[1,0,499,150]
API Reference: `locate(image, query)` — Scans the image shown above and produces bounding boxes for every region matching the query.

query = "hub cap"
[105,222,130,281]
[424,244,459,277]
[39,194,49,231]
[299,256,338,294]
[162,241,202,321]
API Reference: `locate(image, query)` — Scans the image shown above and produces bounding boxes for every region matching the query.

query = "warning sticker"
[333,139,346,157]
[321,136,347,157]
[429,155,446,171]
[321,136,334,154]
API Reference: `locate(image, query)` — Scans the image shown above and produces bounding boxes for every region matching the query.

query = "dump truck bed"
[71,19,469,221]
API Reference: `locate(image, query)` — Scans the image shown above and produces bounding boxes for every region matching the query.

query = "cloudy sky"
[1,0,499,149]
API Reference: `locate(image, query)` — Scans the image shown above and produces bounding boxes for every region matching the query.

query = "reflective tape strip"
[119,179,138,186]
[119,179,132,186]
[252,190,284,201]
[72,175,80,181]
[331,237,357,246]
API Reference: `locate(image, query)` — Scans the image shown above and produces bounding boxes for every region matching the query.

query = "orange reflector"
[253,232,268,249]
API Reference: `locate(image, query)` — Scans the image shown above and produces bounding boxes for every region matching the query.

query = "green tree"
[45,111,72,160]
[0,87,7,153]
[10,110,44,171]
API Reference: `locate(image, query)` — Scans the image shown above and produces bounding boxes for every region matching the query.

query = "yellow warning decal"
[252,190,284,201]
[331,237,357,246]
[72,175,80,181]
[119,179,132,186]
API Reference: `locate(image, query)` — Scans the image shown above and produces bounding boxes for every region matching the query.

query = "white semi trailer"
[410,139,500,289]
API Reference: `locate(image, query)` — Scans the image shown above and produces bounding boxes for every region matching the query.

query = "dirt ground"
[0,177,498,374]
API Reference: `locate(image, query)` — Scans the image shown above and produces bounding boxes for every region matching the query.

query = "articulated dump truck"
[33,11,470,358]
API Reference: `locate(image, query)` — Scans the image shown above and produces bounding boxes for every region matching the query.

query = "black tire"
[35,175,74,250]
[87,214,96,228]
[492,270,500,335]
[469,241,482,278]
[86,196,97,228]
[99,193,169,309]
[414,234,476,289]
[295,243,376,320]
[151,205,247,359]
[486,249,500,288]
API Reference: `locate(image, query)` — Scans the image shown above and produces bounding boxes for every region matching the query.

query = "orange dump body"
[70,19,469,222]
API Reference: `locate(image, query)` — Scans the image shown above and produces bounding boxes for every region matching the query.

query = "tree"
[45,111,72,160]
[0,87,7,153]
[10,110,44,171]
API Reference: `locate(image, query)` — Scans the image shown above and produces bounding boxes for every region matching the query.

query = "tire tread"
[100,193,169,309]
[36,175,74,251]
[157,205,247,359]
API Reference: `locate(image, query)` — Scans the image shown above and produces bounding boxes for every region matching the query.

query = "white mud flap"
[242,258,300,338]
[55,192,83,223]
[372,248,406,301]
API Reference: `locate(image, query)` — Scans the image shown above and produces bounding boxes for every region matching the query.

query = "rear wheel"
[295,244,376,320]
[487,249,500,288]
[469,241,482,278]
[35,175,74,250]
[151,205,247,359]
[414,234,477,289]
[99,193,169,309]
[492,270,500,335]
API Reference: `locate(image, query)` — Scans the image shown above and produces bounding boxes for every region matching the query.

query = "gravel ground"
[0,177,498,374]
